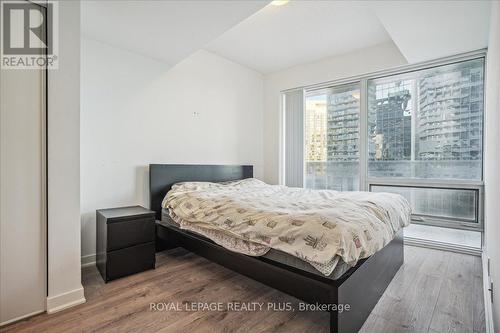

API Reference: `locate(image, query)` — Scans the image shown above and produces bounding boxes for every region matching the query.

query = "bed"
[151,164,407,333]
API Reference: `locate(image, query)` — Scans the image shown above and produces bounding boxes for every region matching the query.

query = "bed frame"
[150,164,404,333]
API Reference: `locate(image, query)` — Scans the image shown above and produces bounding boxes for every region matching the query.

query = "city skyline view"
[303,59,484,225]
[305,59,484,190]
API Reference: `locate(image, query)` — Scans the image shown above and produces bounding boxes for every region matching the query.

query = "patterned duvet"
[162,178,411,276]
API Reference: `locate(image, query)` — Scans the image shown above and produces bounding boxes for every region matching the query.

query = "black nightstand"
[96,206,155,282]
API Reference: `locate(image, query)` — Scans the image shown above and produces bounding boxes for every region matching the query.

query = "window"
[283,54,485,230]
[367,59,484,180]
[304,83,360,191]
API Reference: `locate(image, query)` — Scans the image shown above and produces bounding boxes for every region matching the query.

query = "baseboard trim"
[0,309,45,327]
[404,236,482,256]
[482,250,495,333]
[46,286,86,314]
[81,253,96,268]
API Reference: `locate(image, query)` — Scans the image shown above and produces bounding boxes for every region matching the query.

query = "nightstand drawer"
[107,216,154,251]
[97,206,156,282]
[106,242,155,281]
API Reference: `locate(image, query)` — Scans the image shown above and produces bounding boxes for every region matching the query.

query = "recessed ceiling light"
[270,0,289,6]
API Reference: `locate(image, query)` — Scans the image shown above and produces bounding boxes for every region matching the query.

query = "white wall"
[80,39,264,259]
[47,1,85,313]
[46,0,85,313]
[484,1,500,329]
[262,41,408,184]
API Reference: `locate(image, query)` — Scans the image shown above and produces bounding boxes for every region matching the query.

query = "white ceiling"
[369,1,491,63]
[81,1,268,66]
[82,0,492,74]
[206,1,392,73]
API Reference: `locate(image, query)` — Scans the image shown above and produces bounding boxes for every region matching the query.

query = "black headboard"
[149,164,253,220]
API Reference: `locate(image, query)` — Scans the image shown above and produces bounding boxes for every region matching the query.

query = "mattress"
[161,208,352,280]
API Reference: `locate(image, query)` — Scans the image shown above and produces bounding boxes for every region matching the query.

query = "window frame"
[283,49,486,231]
[368,181,483,231]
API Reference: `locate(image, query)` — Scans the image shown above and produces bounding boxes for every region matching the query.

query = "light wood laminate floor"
[2,246,485,333]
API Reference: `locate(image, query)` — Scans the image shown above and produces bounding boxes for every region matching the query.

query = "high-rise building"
[305,98,327,162]
[370,88,412,161]
[416,64,483,161]
[326,89,360,161]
